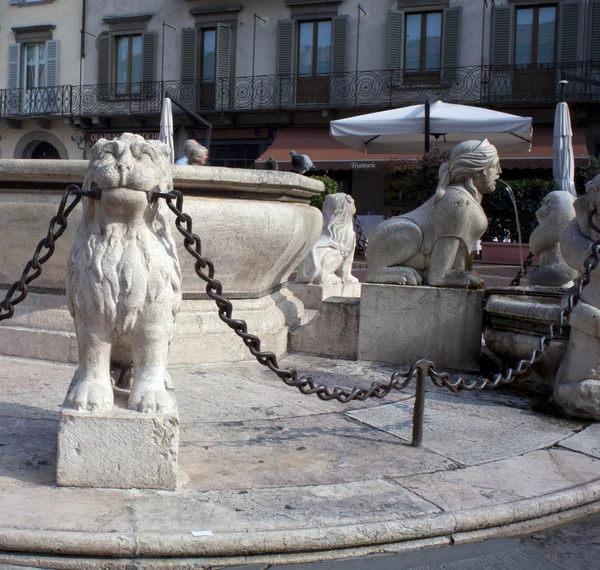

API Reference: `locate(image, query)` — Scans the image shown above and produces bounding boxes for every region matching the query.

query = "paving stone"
[131,479,440,533]
[397,448,600,511]
[347,396,584,465]
[178,413,455,490]
[558,423,600,459]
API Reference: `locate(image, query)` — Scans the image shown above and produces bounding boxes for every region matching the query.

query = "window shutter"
[8,43,22,90]
[558,0,581,62]
[441,7,461,85]
[387,10,404,73]
[277,20,296,76]
[142,32,157,83]
[45,40,59,86]
[331,15,347,75]
[97,33,110,99]
[215,24,232,111]
[591,0,600,61]
[181,28,198,83]
[490,5,513,66]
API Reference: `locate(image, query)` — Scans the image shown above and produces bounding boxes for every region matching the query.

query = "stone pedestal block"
[56,390,179,490]
[289,282,361,310]
[289,297,360,359]
[358,284,484,371]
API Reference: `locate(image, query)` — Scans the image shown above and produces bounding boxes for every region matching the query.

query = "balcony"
[1,63,599,120]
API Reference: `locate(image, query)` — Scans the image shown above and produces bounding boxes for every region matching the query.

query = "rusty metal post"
[411,360,432,447]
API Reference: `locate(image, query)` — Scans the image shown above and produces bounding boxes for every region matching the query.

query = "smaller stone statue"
[367,139,501,288]
[296,193,359,286]
[527,191,578,287]
[65,133,181,414]
[554,174,600,420]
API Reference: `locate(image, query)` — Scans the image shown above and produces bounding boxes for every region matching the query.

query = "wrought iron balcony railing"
[1,62,599,119]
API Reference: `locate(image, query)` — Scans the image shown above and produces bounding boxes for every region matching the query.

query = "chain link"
[0,185,86,322]
[511,250,536,286]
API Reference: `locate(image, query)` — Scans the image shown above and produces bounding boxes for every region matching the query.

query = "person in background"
[175,139,200,165]
[187,144,209,166]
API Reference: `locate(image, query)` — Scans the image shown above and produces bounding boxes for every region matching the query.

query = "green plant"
[309,175,340,209]
[575,155,600,194]
[482,178,557,243]
[380,149,451,214]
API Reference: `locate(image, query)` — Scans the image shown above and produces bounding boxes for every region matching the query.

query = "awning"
[256,125,589,170]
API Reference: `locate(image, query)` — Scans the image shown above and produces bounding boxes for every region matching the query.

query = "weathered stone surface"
[288,281,361,311]
[289,297,360,359]
[554,173,600,419]
[358,284,483,370]
[57,390,179,489]
[397,448,600,511]
[559,423,600,459]
[367,140,500,288]
[295,193,358,288]
[527,191,578,287]
[347,394,583,466]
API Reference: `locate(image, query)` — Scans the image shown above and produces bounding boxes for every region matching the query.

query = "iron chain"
[511,250,536,286]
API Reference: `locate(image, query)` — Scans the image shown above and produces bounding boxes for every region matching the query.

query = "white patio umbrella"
[159,97,175,164]
[553,101,576,196]
[329,101,533,154]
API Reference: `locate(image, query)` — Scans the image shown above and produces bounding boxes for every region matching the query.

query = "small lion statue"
[65,133,181,414]
[553,174,600,420]
[295,193,359,286]
[527,191,578,287]
[367,140,500,288]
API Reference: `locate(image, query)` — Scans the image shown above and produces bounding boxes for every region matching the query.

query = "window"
[201,29,216,83]
[298,20,332,77]
[515,5,556,65]
[405,12,442,73]
[23,43,46,89]
[115,35,142,95]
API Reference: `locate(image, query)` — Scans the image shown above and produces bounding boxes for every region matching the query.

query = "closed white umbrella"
[330,101,533,154]
[553,101,576,196]
[159,97,175,164]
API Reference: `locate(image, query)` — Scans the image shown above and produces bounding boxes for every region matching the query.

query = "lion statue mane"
[65,133,182,414]
[527,190,578,287]
[295,193,359,286]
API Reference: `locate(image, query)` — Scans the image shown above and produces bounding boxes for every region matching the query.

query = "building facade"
[1,0,599,213]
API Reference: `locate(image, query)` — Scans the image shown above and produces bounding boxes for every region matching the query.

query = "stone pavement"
[0,353,599,569]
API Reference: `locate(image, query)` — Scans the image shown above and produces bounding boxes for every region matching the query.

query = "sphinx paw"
[129,387,174,414]
[65,379,114,412]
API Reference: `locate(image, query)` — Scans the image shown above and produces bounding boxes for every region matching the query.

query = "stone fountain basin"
[484,286,569,394]
[0,159,323,364]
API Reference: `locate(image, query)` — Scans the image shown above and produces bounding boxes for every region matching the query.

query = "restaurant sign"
[85,131,161,144]
[351,161,377,170]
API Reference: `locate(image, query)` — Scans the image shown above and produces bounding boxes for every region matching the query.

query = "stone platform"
[1,354,599,569]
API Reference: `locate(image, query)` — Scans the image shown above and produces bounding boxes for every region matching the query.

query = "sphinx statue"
[527,191,579,287]
[554,174,600,420]
[367,139,500,288]
[296,193,358,286]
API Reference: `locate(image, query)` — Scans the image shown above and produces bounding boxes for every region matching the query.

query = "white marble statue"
[65,133,182,414]
[367,139,500,288]
[296,193,359,286]
[527,191,579,287]
[554,174,600,420]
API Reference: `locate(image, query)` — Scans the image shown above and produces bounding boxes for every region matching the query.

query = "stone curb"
[1,480,599,561]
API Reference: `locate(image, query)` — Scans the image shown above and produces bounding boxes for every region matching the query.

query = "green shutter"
[97,34,110,99]
[45,40,59,87]
[331,15,347,75]
[181,28,198,83]
[142,32,157,83]
[558,0,580,62]
[591,0,600,61]
[441,7,461,85]
[8,43,21,90]
[215,23,231,111]
[277,20,295,76]
[387,10,404,72]
[490,5,513,66]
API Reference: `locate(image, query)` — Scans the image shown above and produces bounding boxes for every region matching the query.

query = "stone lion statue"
[295,193,358,286]
[554,174,600,420]
[527,191,578,287]
[65,133,182,414]
[367,139,500,288]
